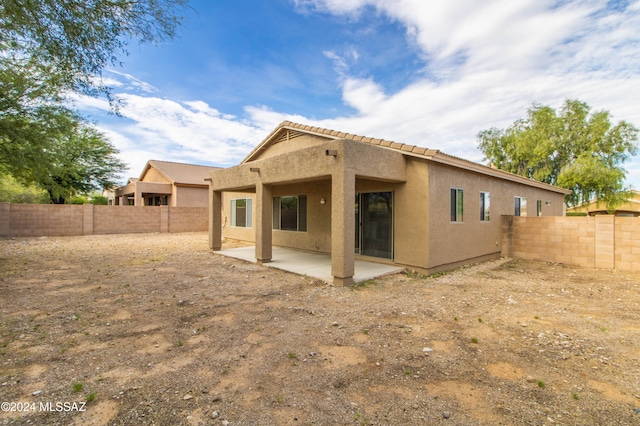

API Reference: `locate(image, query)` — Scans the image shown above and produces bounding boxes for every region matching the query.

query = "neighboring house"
[114,160,219,207]
[208,121,571,285]
[567,190,640,217]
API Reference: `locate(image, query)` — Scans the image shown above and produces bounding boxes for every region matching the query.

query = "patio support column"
[255,182,272,264]
[331,170,355,285]
[209,190,222,250]
[134,185,143,206]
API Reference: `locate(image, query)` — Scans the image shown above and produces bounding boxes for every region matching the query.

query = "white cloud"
[80,92,270,180]
[79,0,640,188]
[280,0,640,187]
[104,70,159,93]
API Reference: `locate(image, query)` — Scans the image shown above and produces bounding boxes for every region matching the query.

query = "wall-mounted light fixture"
[320,197,326,205]
[250,167,260,172]
[325,149,338,157]
[545,201,551,206]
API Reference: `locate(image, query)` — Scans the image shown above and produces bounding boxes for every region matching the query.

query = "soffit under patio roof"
[241,121,571,195]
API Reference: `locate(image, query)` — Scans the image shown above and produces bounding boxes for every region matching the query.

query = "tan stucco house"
[567,190,640,216]
[114,160,220,207]
[208,121,571,285]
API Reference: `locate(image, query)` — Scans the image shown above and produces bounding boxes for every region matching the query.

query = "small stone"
[331,321,339,326]
[222,420,230,426]
[183,394,193,400]
[211,411,219,419]
[423,347,433,353]
[211,395,222,402]
[32,390,42,396]
[443,412,450,419]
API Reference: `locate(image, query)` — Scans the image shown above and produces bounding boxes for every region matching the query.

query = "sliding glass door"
[355,192,393,259]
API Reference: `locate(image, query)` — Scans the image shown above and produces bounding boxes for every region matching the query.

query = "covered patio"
[208,136,408,285]
[217,246,404,283]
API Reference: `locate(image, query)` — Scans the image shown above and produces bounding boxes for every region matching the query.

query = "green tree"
[0,0,187,200]
[1,0,188,102]
[35,110,125,204]
[0,174,49,203]
[477,99,638,208]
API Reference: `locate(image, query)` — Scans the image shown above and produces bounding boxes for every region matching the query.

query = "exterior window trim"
[515,196,527,217]
[230,198,252,228]
[450,187,464,223]
[480,191,490,222]
[272,195,307,232]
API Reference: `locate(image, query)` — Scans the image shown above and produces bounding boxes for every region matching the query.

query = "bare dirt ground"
[0,232,639,426]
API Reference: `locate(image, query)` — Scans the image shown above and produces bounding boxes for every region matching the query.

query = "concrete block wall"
[502,215,639,271]
[0,203,85,236]
[0,203,207,237]
[168,207,208,233]
[93,206,161,234]
[615,217,640,271]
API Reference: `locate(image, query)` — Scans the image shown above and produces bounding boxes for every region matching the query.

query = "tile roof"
[144,160,221,185]
[243,121,571,195]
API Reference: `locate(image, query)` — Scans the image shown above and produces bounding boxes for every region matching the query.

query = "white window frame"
[230,198,252,228]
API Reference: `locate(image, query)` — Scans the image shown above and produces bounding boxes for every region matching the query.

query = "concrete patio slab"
[216,246,405,284]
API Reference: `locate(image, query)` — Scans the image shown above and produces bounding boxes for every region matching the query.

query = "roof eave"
[427,152,572,195]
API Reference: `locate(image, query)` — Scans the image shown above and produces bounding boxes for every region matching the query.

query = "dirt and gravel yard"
[0,232,639,425]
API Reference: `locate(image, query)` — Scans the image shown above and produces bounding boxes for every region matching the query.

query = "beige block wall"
[93,206,161,234]
[0,204,85,236]
[504,216,640,271]
[0,203,207,236]
[508,217,597,268]
[614,217,640,271]
[168,207,208,233]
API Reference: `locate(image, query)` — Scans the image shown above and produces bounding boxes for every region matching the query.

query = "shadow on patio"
[216,246,405,284]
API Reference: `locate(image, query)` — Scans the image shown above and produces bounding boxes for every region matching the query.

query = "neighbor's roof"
[142,160,221,185]
[242,121,572,195]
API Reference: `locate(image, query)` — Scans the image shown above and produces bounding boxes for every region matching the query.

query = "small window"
[230,198,252,227]
[450,188,464,222]
[273,195,307,231]
[537,200,542,217]
[514,196,527,217]
[480,192,490,221]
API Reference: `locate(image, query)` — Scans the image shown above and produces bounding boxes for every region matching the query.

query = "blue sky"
[76,0,640,188]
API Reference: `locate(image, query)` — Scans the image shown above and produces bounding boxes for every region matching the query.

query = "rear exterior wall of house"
[426,162,566,272]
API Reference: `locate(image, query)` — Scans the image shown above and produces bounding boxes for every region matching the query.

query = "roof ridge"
[149,159,220,168]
